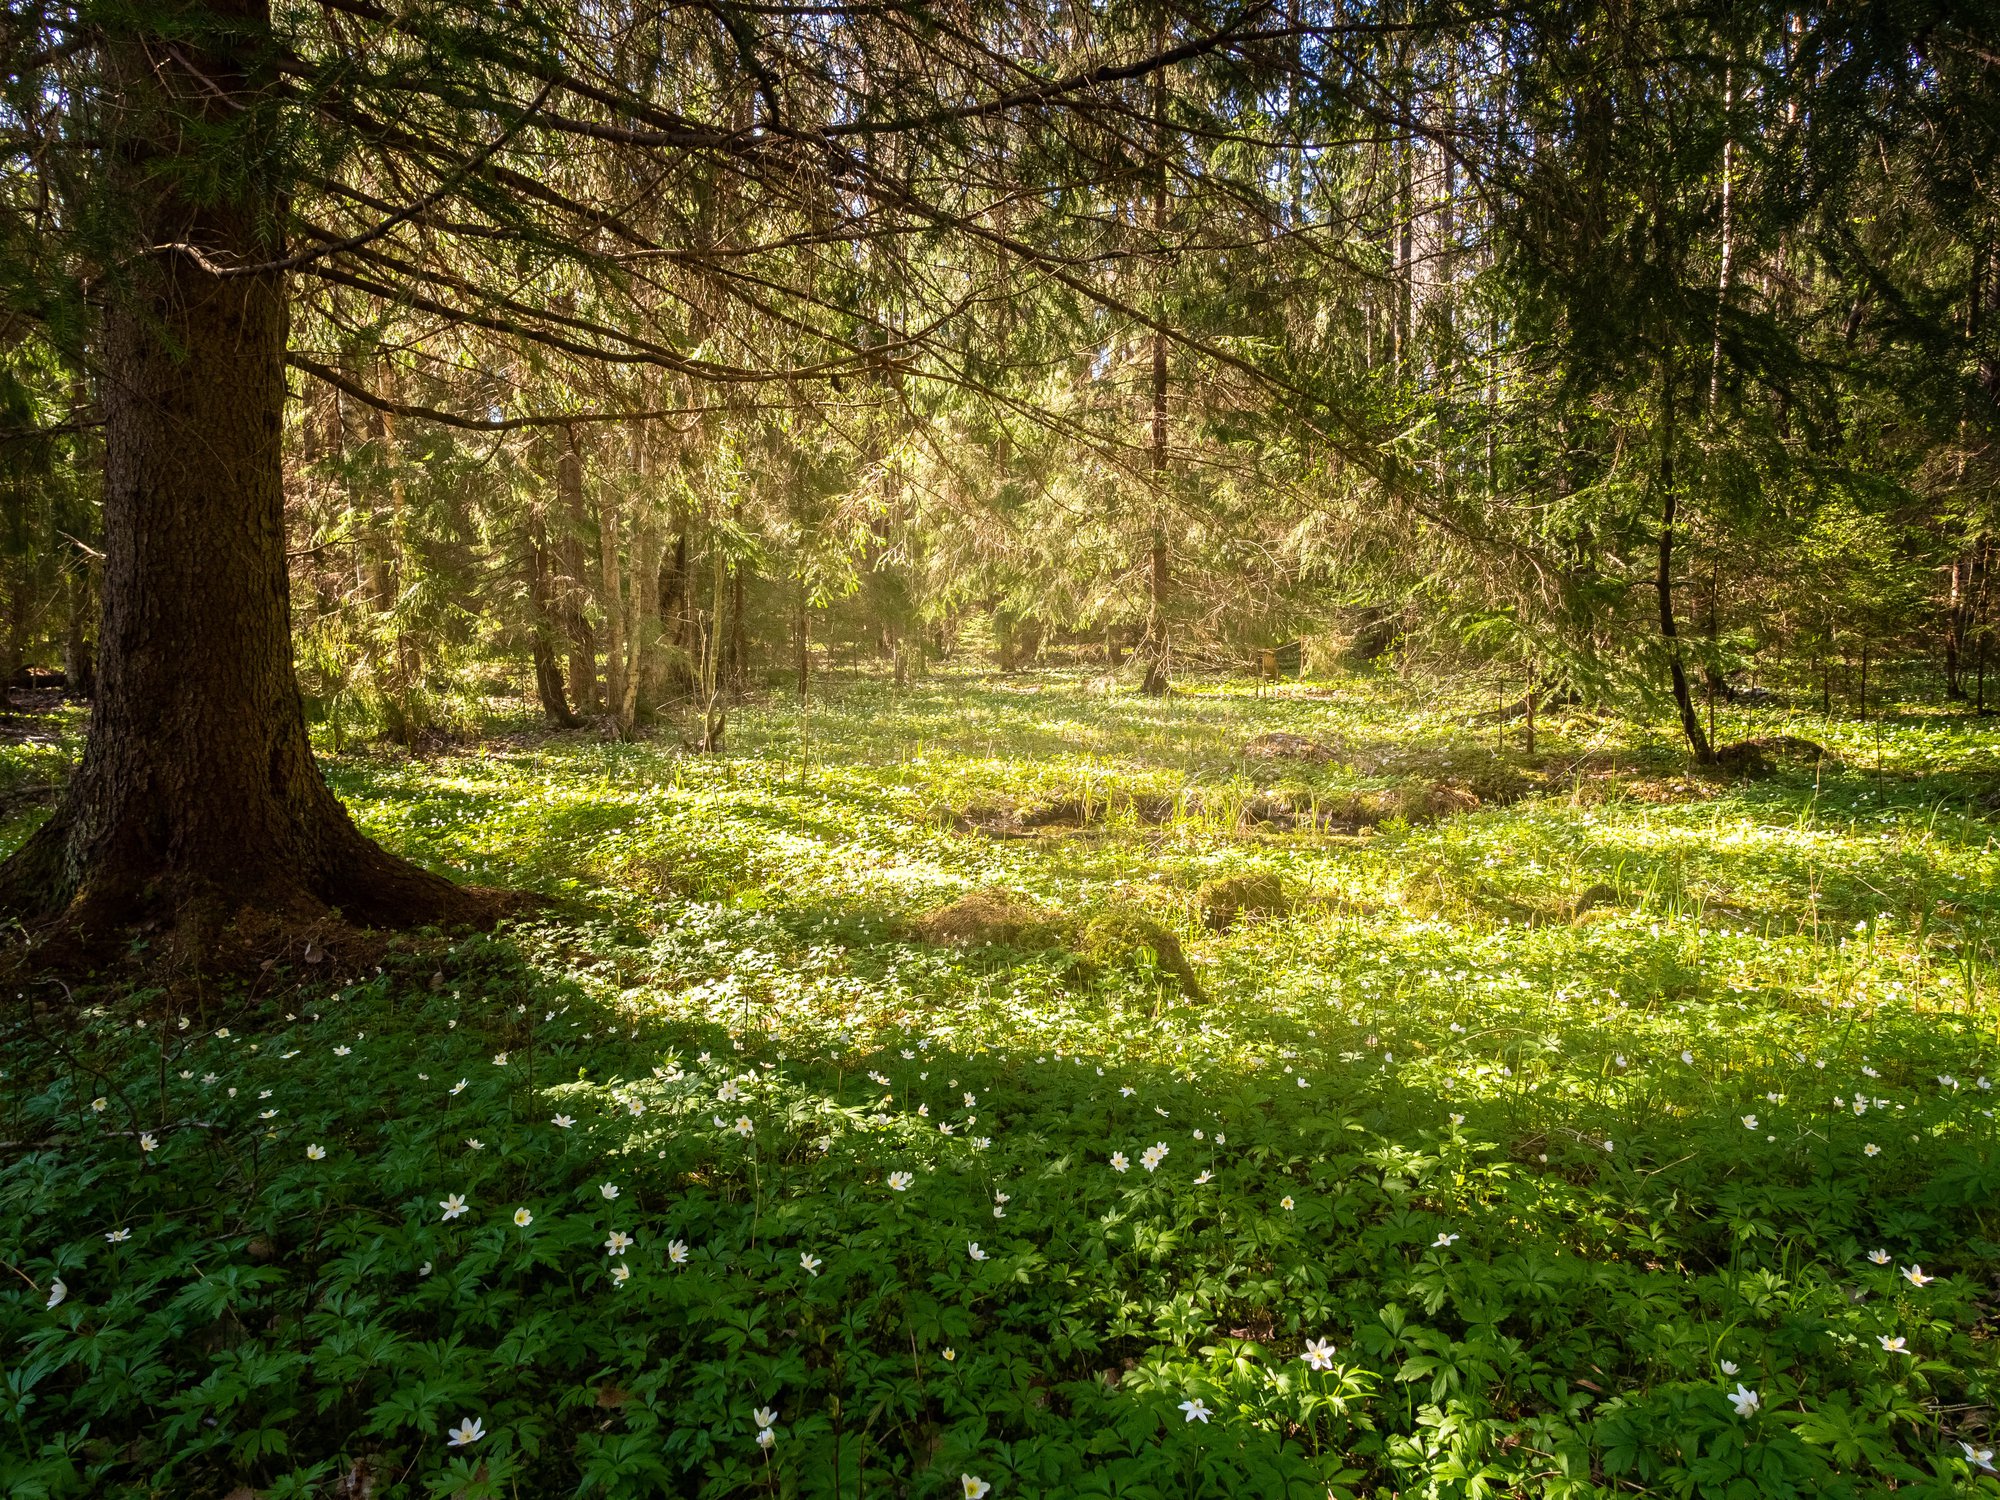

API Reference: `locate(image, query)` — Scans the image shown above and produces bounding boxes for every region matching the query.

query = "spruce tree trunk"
[0,0,493,952]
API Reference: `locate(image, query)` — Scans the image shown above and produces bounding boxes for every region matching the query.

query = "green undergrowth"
[4,671,2000,1498]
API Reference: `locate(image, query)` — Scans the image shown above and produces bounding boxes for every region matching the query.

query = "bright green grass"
[4,673,1998,1498]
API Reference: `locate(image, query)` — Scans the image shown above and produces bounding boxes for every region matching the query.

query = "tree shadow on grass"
[536,915,2000,1498]
[12,909,1994,1498]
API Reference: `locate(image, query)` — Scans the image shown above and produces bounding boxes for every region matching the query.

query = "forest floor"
[5,672,2000,1498]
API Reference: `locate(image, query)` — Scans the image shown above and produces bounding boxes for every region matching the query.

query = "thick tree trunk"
[0,0,494,954]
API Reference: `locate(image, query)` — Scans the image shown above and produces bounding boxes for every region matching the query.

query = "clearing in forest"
[5,675,1999,1497]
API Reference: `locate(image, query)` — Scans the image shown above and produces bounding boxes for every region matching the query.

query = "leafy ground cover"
[4,673,1999,1497]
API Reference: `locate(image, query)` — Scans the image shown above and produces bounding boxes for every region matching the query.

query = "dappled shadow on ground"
[481,922,2000,1492]
[10,822,1997,1496]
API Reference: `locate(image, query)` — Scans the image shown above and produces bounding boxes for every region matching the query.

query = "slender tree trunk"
[527,502,580,727]
[1705,561,1719,747]
[1137,49,1172,697]
[555,429,599,712]
[694,521,727,752]
[1710,69,1735,406]
[1946,554,1969,699]
[625,509,660,724]
[794,581,810,700]
[725,496,749,693]
[658,525,694,696]
[0,0,491,951]
[727,560,748,693]
[1524,659,1537,757]
[599,493,628,729]
[1654,366,1713,763]
[1138,520,1169,695]
[1979,537,1993,713]
[1395,42,1414,384]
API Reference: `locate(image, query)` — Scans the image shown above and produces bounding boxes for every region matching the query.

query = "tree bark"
[624,507,661,725]
[726,503,748,693]
[0,0,495,954]
[1137,520,1169,695]
[1136,329,1169,695]
[1654,365,1714,764]
[1394,40,1414,384]
[555,429,599,712]
[794,581,810,700]
[658,525,695,696]
[1137,54,1172,698]
[599,491,628,727]
[1135,312,1171,695]
[527,502,580,727]
[1710,69,1735,406]
[1946,553,1968,699]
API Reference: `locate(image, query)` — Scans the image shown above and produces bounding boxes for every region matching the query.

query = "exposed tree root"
[0,795,535,979]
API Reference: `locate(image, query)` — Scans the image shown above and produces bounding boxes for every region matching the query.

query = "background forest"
[7,1,1998,738]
